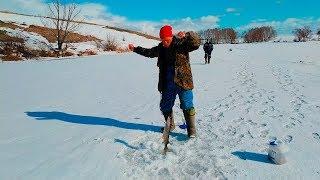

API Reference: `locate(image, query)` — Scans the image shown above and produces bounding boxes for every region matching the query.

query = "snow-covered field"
[1,41,320,179]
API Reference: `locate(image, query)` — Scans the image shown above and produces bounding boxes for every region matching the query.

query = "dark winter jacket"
[203,42,213,53]
[133,31,201,92]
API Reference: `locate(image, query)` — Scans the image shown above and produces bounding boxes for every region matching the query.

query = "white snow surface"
[1,42,320,179]
[76,24,159,48]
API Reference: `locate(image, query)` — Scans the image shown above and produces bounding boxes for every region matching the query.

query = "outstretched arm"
[128,44,159,58]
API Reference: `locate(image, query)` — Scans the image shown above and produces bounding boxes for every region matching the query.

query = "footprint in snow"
[284,135,293,143]
[285,122,296,129]
[259,130,269,138]
[312,133,320,141]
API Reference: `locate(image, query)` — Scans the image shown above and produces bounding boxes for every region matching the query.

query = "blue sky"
[1,0,320,35]
[70,0,320,28]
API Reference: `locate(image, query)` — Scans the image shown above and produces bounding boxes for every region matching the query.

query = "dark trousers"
[160,67,194,114]
[204,52,212,64]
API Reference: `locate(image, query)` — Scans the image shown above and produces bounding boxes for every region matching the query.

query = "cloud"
[0,1,128,26]
[76,3,127,26]
[237,17,320,34]
[116,15,221,36]
[226,8,240,16]
[125,20,160,34]
[0,0,46,15]
[252,19,268,23]
[226,8,237,13]
[200,15,220,24]
[155,15,220,35]
[78,3,108,19]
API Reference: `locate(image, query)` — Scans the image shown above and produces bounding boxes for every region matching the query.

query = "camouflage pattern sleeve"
[133,45,159,58]
[177,31,201,52]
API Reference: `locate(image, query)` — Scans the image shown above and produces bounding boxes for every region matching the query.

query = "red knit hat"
[159,25,173,39]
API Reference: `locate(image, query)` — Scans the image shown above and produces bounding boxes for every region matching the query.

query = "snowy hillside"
[1,41,320,179]
[0,11,159,57]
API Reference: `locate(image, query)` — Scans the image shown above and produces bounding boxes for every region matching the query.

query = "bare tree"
[199,29,214,43]
[200,28,237,44]
[221,28,237,44]
[42,0,81,52]
[261,26,277,41]
[293,26,312,42]
[212,29,222,44]
[244,26,276,43]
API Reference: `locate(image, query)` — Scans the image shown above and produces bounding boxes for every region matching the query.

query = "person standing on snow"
[203,40,213,64]
[128,25,200,138]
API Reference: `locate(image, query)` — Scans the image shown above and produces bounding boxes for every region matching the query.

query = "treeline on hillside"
[199,26,320,44]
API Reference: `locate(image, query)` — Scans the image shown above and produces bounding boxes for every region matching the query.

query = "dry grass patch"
[77,49,97,56]
[25,25,101,43]
[0,21,21,29]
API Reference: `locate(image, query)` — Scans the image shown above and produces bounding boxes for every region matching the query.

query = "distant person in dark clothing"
[203,40,213,64]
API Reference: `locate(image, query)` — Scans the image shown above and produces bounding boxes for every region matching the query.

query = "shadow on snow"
[25,111,187,141]
[232,151,274,164]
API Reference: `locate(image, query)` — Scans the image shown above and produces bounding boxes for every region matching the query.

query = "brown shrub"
[0,31,24,43]
[38,50,50,57]
[47,51,57,57]
[1,53,23,61]
[104,43,117,51]
[0,42,41,60]
[77,49,97,56]
[36,50,58,57]
[63,51,75,57]
[102,35,118,51]
[293,26,312,42]
[1,42,19,55]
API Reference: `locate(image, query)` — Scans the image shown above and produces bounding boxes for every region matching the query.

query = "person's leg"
[208,53,211,64]
[160,86,178,131]
[183,107,196,137]
[178,88,196,137]
[178,89,194,111]
[204,53,208,64]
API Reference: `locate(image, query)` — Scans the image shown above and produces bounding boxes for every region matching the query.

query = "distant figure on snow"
[203,40,213,64]
[128,25,201,139]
